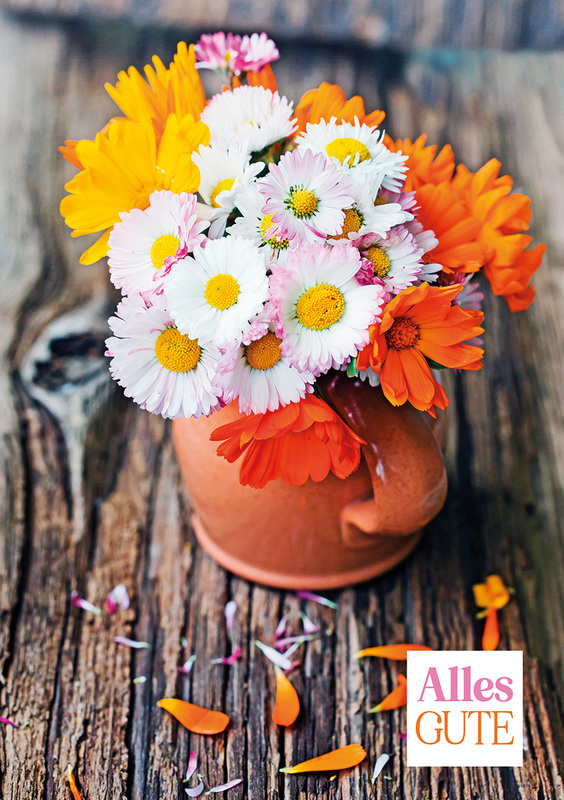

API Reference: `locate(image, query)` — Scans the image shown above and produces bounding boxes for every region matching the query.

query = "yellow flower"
[473,574,512,618]
[60,113,209,264]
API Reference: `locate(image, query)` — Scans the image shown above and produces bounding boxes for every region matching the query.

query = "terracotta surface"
[172,373,448,589]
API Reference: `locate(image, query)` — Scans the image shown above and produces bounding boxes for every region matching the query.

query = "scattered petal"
[106,584,130,614]
[356,644,432,660]
[213,647,242,666]
[300,612,320,635]
[158,698,229,734]
[383,776,393,781]
[372,753,390,783]
[296,591,337,609]
[255,640,292,671]
[281,642,300,659]
[185,751,199,782]
[67,765,83,800]
[275,615,288,640]
[329,775,337,781]
[185,780,205,797]
[397,732,407,740]
[272,668,300,727]
[181,636,189,648]
[275,634,319,649]
[114,636,150,649]
[370,674,407,712]
[482,608,500,651]
[281,744,367,773]
[224,601,237,640]
[71,590,102,616]
[179,655,197,675]
[205,778,243,794]
[473,574,511,614]
[133,676,147,684]
[0,716,19,728]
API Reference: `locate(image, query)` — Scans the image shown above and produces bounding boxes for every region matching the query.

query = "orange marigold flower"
[294,82,385,134]
[357,283,484,415]
[210,394,365,489]
[385,134,455,192]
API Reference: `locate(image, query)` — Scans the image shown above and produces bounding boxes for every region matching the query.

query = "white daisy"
[215,329,314,414]
[200,85,297,154]
[355,227,424,296]
[228,183,293,261]
[329,180,413,242]
[105,293,222,420]
[164,236,269,347]
[258,149,354,244]
[296,117,407,192]
[269,242,385,374]
[108,191,209,296]
[192,142,264,238]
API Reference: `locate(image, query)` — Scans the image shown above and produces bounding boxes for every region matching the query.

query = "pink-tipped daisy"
[355,227,424,296]
[228,184,292,261]
[200,86,296,154]
[108,191,209,296]
[164,236,269,347]
[258,149,354,244]
[194,32,243,73]
[238,32,280,72]
[329,181,413,243]
[105,293,221,419]
[215,327,315,414]
[269,242,385,373]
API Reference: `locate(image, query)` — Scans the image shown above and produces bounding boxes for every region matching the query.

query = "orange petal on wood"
[482,608,500,651]
[157,698,229,734]
[272,669,300,727]
[280,744,367,773]
[371,674,407,712]
[67,766,83,800]
[357,644,432,660]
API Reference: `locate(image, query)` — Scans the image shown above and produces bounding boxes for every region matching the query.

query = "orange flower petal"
[482,608,500,651]
[357,644,432,660]
[272,669,300,727]
[67,766,83,800]
[280,744,367,773]
[371,674,407,712]
[157,698,229,734]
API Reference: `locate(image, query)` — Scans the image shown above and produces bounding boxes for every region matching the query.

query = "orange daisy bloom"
[294,82,385,135]
[357,283,484,414]
[385,134,455,192]
[210,394,365,489]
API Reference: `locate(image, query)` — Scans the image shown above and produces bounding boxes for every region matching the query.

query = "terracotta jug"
[172,371,447,589]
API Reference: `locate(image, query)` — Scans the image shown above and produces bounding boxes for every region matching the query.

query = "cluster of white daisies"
[105,83,453,420]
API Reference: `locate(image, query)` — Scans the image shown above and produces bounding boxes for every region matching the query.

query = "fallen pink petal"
[275,634,319,649]
[0,716,19,728]
[281,642,300,659]
[205,778,243,794]
[213,646,242,666]
[224,600,237,640]
[275,615,287,639]
[185,751,199,782]
[397,732,407,740]
[255,640,292,670]
[113,636,150,649]
[300,612,320,635]
[71,590,102,616]
[296,591,337,609]
[372,753,390,783]
[185,779,205,797]
[178,655,197,675]
[106,584,130,614]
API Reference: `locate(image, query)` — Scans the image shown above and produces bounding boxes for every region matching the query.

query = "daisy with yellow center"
[269,242,386,373]
[228,184,291,260]
[105,293,222,419]
[164,236,269,347]
[108,190,209,296]
[354,227,425,296]
[258,149,354,244]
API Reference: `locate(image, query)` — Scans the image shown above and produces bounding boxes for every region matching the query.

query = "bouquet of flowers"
[60,32,544,489]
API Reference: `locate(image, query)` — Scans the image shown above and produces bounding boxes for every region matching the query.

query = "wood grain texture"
[0,9,564,799]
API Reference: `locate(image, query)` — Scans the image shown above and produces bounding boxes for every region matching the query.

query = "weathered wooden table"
[1,3,564,798]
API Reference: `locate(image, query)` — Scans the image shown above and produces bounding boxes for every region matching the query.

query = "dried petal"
[224,601,237,640]
[255,640,292,671]
[205,778,243,794]
[133,676,147,685]
[71,590,101,616]
[106,584,130,614]
[275,615,287,640]
[158,698,229,734]
[275,634,319,649]
[397,732,407,740]
[114,636,150,649]
[0,716,19,728]
[185,751,199,782]
[372,753,390,783]
[356,644,432,660]
[179,655,197,675]
[300,612,320,635]
[370,674,407,713]
[281,744,367,773]
[296,591,337,609]
[185,780,205,797]
[67,765,83,800]
[272,669,300,727]
[482,608,500,651]
[212,647,242,666]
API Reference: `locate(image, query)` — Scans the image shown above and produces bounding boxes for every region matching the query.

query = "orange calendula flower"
[385,134,455,192]
[210,394,365,489]
[60,114,209,264]
[370,674,407,712]
[473,574,513,651]
[280,744,367,773]
[272,668,300,727]
[357,283,484,415]
[294,82,385,134]
[158,698,229,734]
[357,644,432,660]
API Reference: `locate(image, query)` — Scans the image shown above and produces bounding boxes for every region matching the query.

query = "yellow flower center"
[286,188,318,219]
[210,177,236,208]
[245,332,283,370]
[155,328,201,372]
[365,246,391,278]
[150,234,180,269]
[296,283,345,330]
[325,137,371,166]
[204,273,240,310]
[259,214,289,250]
[385,317,420,350]
[333,208,364,240]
